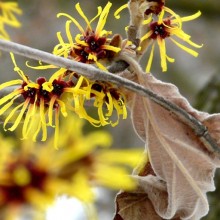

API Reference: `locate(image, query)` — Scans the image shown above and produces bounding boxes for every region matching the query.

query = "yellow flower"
[81,80,127,127]
[54,2,121,70]
[0,114,142,219]
[141,10,203,72]
[0,53,87,147]
[51,71,128,128]
[0,1,22,27]
[55,114,141,191]
[0,134,93,219]
[0,1,22,40]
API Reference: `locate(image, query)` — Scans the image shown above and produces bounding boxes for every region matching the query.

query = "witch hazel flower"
[83,80,127,127]
[141,9,203,72]
[0,53,87,147]
[54,2,121,70]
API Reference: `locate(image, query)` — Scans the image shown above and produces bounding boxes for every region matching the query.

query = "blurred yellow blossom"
[0,114,142,219]
[0,1,22,40]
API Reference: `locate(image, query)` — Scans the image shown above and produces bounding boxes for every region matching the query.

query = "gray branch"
[0,39,219,156]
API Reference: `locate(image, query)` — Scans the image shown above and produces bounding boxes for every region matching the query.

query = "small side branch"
[0,39,219,155]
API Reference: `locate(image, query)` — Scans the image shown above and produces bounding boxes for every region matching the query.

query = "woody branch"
[0,38,219,156]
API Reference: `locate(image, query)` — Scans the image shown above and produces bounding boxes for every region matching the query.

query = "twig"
[0,39,219,155]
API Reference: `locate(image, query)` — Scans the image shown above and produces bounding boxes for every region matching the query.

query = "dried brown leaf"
[116,73,220,220]
[114,179,164,220]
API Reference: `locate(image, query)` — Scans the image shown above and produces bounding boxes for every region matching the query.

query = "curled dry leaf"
[114,72,220,220]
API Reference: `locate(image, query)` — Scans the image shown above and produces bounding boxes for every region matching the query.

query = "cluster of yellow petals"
[54,2,121,70]
[114,1,203,73]
[141,9,203,72]
[0,54,87,148]
[24,2,127,139]
[0,53,127,148]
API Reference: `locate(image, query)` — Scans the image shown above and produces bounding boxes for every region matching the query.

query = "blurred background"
[1,0,220,219]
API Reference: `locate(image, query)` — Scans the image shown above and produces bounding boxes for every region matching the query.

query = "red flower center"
[0,160,48,206]
[21,77,70,108]
[70,32,108,63]
[150,20,171,39]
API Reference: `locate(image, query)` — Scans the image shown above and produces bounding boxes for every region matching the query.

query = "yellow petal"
[0,3,22,28]
[113,98,127,120]
[39,98,48,141]
[22,103,36,139]
[95,61,107,70]
[42,82,53,92]
[94,164,136,190]
[0,88,22,106]
[56,99,68,117]
[98,149,142,167]
[75,3,91,30]
[164,6,182,28]
[57,13,85,35]
[157,38,167,72]
[105,92,113,117]
[49,68,66,83]
[101,44,121,53]
[170,38,199,57]
[24,82,39,91]
[26,61,57,70]
[10,53,29,82]
[75,34,88,46]
[114,4,128,19]
[0,96,17,115]
[48,95,56,126]
[88,53,97,61]
[32,117,42,142]
[97,104,109,126]
[180,11,201,23]
[3,102,23,130]
[0,79,23,90]
[140,30,153,43]
[146,43,155,73]
[54,110,59,149]
[90,6,102,24]
[8,99,29,131]
[65,20,74,45]
[187,39,203,49]
[95,2,112,36]
[158,9,165,24]
[166,54,175,63]
[143,15,153,25]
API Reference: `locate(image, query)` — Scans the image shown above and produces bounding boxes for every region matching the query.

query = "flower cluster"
[0,53,84,147]
[0,115,142,220]
[0,53,127,146]
[141,8,203,72]
[115,0,203,72]
[0,1,22,39]
[53,2,127,126]
[54,2,121,70]
[15,2,128,143]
